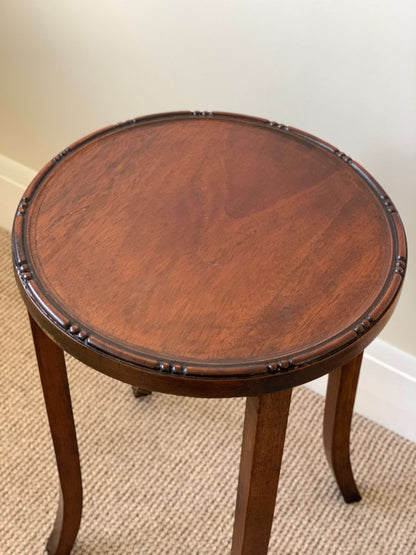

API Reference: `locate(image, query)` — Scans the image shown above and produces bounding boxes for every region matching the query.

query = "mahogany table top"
[12,112,406,396]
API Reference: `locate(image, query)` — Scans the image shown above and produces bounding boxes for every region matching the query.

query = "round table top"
[12,112,406,397]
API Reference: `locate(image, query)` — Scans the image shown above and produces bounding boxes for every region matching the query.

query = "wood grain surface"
[12,112,406,396]
[231,388,292,554]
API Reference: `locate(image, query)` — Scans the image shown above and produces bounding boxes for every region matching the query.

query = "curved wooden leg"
[29,315,82,554]
[323,352,362,503]
[231,389,292,555]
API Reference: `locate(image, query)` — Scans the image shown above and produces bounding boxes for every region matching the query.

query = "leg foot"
[323,353,362,503]
[132,386,152,398]
[29,315,82,554]
[232,389,292,555]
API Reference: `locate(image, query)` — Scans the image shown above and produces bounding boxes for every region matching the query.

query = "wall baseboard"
[0,153,36,232]
[1,153,415,443]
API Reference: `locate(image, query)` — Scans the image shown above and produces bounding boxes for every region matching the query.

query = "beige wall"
[1,0,415,355]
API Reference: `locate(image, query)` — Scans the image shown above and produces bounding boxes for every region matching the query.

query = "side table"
[12,111,406,554]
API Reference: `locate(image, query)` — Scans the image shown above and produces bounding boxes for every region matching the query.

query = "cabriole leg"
[323,353,363,503]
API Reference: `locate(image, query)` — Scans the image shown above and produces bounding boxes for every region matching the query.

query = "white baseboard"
[1,153,415,443]
[306,338,416,443]
[0,153,36,232]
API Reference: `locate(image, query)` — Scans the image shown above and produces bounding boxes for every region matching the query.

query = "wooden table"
[12,111,406,554]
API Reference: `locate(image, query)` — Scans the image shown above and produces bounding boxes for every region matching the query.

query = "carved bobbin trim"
[379,194,396,214]
[17,262,32,283]
[51,148,70,164]
[12,111,407,380]
[394,256,406,276]
[333,149,352,163]
[191,110,213,117]
[267,121,289,131]
[67,324,89,341]
[16,197,29,217]
[157,362,188,376]
[266,359,294,374]
[353,316,373,337]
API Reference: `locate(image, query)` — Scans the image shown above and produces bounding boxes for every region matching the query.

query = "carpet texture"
[1,227,415,554]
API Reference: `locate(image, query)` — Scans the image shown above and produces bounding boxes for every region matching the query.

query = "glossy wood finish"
[232,389,292,555]
[12,112,407,397]
[29,315,82,554]
[11,112,407,554]
[323,353,363,502]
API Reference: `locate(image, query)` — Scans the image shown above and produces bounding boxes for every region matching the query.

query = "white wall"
[1,0,415,357]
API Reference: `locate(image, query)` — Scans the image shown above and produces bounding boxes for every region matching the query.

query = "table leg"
[29,315,82,554]
[323,352,362,503]
[131,386,152,397]
[231,389,292,555]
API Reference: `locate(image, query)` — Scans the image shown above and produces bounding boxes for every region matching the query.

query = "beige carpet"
[1,226,415,554]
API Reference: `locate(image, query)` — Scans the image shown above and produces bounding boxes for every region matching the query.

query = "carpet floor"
[1,227,415,554]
